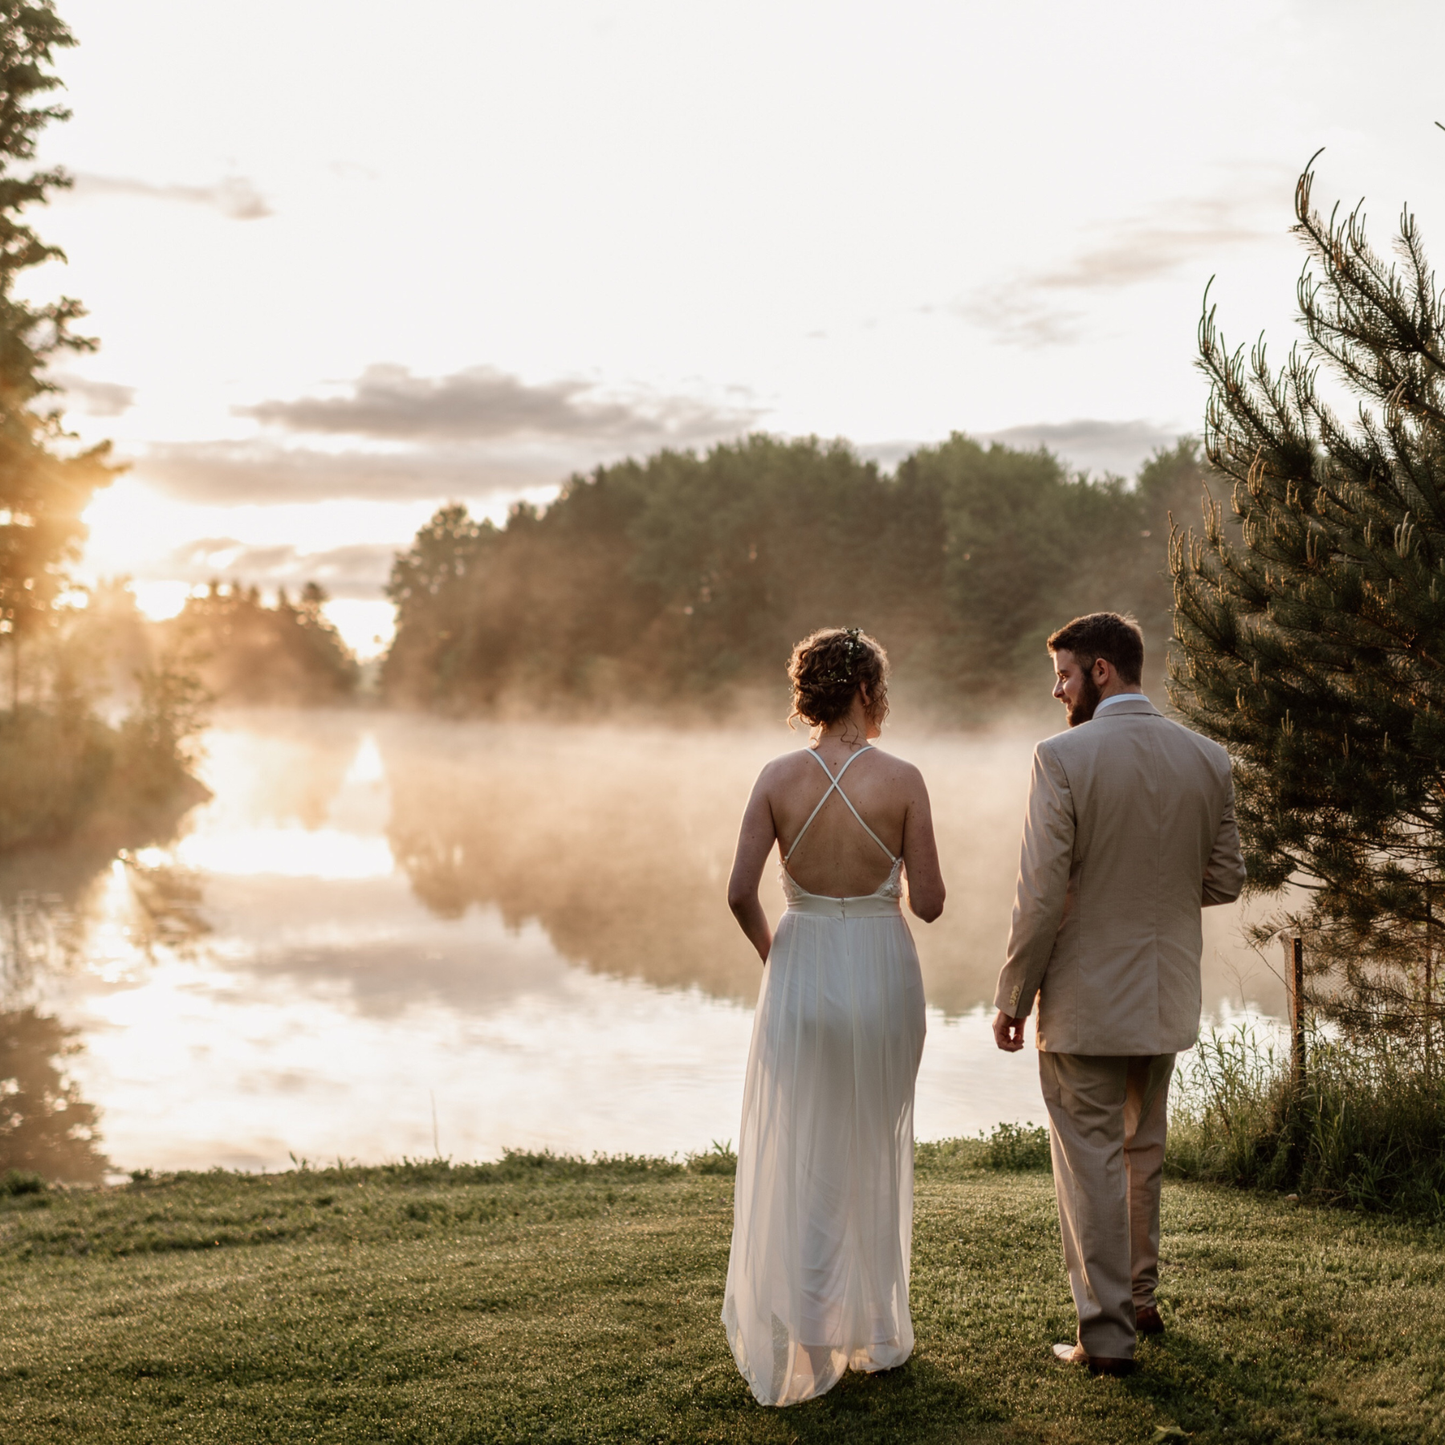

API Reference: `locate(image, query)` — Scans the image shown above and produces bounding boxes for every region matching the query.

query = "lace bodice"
[780,854,904,905]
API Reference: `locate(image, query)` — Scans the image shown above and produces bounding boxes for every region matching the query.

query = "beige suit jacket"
[994,697,1246,1056]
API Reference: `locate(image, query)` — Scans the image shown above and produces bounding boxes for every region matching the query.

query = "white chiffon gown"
[722,746,927,1407]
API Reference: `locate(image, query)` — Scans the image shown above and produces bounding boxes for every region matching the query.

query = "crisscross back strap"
[783,745,899,864]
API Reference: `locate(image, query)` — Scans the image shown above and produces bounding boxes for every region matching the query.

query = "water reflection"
[379,718,1278,1019]
[0,1008,108,1183]
[383,719,787,1002]
[0,854,208,1002]
[3,709,1283,1175]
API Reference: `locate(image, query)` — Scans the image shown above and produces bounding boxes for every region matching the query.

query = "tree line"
[162,581,358,706]
[382,433,1210,717]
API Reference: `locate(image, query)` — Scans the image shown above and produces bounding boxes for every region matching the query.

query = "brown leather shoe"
[1135,1305,1164,1336]
[1051,1342,1135,1377]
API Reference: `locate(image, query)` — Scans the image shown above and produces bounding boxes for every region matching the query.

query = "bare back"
[727,739,942,908]
[772,745,906,896]
[728,731,945,959]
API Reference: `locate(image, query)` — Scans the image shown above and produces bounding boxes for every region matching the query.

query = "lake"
[0,709,1283,1177]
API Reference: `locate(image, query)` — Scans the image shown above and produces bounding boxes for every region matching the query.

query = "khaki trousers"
[1037,1051,1175,1360]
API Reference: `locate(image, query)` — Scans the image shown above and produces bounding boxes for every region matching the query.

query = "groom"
[992,612,1245,1375]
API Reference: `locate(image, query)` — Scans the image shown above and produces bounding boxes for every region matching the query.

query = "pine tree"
[0,3,116,702]
[1170,154,1445,1045]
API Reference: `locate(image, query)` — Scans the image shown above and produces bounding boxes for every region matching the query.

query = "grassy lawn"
[3,1144,1444,1443]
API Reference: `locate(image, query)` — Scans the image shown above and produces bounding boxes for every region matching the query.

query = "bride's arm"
[726,770,778,963]
[900,767,946,922]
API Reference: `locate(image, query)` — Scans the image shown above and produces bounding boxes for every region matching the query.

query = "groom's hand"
[992,1009,1027,1052]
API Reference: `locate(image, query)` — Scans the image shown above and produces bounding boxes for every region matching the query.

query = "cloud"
[977,419,1187,477]
[951,190,1284,347]
[130,365,763,505]
[1027,198,1273,292]
[70,171,272,220]
[50,372,135,417]
[860,420,1188,479]
[949,294,1088,348]
[133,438,569,505]
[136,414,1180,508]
[240,364,761,445]
[137,537,400,599]
[854,439,925,470]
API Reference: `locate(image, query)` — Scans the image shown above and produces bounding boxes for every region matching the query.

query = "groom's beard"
[1066,673,1102,727]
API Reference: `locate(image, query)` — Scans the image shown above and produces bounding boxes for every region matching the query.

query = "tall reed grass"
[1168,1022,1445,1217]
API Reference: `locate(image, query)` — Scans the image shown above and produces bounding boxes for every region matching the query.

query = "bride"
[721,627,945,1407]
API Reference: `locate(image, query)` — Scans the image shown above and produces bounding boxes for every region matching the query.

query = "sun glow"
[325,599,395,661]
[128,579,194,620]
[174,826,394,880]
[79,478,405,657]
[80,478,444,567]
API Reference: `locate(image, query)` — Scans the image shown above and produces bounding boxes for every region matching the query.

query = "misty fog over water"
[0,710,1283,1176]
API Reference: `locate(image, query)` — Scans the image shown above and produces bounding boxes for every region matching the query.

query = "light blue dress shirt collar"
[1093,692,1149,713]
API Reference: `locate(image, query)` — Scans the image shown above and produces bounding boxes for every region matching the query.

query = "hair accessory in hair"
[821,626,863,685]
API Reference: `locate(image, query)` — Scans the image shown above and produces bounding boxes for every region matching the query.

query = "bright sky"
[29,0,1445,657]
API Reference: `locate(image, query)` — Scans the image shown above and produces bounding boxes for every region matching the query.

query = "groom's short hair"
[1047,612,1144,685]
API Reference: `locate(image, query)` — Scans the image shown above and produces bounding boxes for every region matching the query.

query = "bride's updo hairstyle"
[787,627,890,730]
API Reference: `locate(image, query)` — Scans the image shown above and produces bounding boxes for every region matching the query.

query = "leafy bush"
[981,1122,1052,1172]
[0,660,209,856]
[914,1136,987,1175]
[685,1140,737,1176]
[0,1168,45,1196]
[0,705,113,850]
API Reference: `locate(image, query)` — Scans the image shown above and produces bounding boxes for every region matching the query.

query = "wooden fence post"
[1427,885,1436,1080]
[1283,934,1306,1088]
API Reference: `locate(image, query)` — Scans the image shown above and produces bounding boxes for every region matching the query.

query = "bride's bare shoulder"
[754,749,817,787]
[867,748,929,792]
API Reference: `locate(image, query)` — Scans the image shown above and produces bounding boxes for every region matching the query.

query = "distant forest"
[71,581,361,711]
[164,582,359,706]
[381,433,1211,718]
